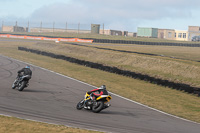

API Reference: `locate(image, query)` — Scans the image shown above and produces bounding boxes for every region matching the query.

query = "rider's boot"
[84,100,88,109]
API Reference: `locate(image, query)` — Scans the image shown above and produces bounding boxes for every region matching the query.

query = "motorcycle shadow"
[100,110,136,117]
[20,89,50,93]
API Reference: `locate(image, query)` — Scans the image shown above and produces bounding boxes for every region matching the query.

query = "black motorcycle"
[12,74,31,91]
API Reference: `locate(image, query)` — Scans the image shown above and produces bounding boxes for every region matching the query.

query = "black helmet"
[100,85,106,90]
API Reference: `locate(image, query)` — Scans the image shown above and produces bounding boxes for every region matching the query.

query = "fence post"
[40,21,42,32]
[103,23,104,35]
[27,21,29,32]
[14,21,18,32]
[1,21,3,32]
[65,22,67,32]
[78,22,80,34]
[53,22,55,33]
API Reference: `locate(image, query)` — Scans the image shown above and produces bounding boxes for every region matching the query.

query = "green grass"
[0,37,200,132]
[0,116,101,133]
[86,43,200,61]
[26,41,200,88]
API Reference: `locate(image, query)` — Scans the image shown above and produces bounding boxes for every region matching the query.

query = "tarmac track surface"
[0,54,200,133]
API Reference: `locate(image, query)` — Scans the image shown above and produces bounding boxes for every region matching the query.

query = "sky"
[1,0,200,32]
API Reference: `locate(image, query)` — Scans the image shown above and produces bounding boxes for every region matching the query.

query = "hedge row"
[18,47,200,96]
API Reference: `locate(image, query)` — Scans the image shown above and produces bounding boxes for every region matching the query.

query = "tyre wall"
[18,47,200,96]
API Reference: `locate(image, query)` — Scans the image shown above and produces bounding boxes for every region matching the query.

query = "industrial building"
[138,27,189,41]
[188,26,200,41]
[174,30,188,41]
[137,27,158,38]
[2,26,28,32]
[100,29,120,36]
[1,22,200,41]
[157,29,175,40]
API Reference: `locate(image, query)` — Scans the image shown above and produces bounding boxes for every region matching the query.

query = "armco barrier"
[18,46,200,96]
[0,34,93,43]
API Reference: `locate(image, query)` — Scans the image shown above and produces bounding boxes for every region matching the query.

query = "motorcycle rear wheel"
[92,101,104,113]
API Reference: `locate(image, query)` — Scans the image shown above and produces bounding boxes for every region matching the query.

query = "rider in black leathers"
[17,65,32,82]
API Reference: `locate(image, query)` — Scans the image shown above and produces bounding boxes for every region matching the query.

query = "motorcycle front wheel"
[18,81,27,91]
[92,101,104,113]
[12,80,17,89]
[76,100,84,110]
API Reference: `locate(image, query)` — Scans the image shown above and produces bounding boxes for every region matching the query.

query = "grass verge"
[0,116,101,133]
[0,38,200,132]
[26,41,200,88]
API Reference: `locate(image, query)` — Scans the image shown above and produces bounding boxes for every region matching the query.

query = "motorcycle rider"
[17,65,32,83]
[84,85,108,109]
[87,85,108,99]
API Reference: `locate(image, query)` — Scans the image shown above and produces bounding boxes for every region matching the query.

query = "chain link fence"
[0,21,134,37]
[1,21,105,34]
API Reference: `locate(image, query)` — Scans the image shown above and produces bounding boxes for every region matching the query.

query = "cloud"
[7,0,200,31]
[0,0,16,2]
[30,3,87,22]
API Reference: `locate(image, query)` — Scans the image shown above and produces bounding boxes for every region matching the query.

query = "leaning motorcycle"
[76,92,112,113]
[12,74,30,91]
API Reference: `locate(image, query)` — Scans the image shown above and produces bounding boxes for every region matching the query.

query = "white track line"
[0,54,200,127]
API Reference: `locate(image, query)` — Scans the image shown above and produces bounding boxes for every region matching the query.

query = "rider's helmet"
[99,85,106,90]
[25,65,30,69]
